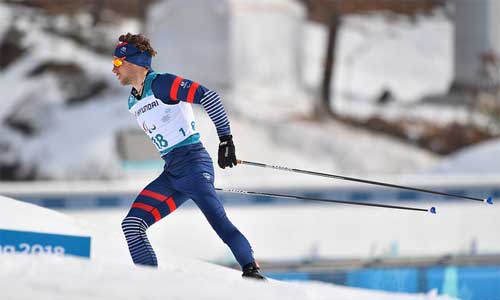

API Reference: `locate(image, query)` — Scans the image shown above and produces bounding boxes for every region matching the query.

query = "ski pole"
[215,187,436,214]
[236,160,493,205]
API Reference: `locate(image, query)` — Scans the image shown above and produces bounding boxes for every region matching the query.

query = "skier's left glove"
[218,135,237,169]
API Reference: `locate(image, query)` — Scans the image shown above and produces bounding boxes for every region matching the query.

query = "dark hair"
[118,33,157,57]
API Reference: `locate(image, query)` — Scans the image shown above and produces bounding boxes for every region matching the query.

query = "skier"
[112,33,264,280]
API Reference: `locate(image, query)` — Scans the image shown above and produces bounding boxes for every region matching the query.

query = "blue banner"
[0,228,91,258]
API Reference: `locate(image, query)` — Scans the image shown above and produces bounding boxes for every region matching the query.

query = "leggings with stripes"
[121,142,255,268]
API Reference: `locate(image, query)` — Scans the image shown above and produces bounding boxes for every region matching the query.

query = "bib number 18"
[152,134,168,149]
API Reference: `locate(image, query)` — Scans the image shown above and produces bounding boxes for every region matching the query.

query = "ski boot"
[242,262,266,280]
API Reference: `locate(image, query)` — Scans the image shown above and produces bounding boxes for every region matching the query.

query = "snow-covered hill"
[0,1,451,181]
[0,195,452,300]
[428,138,500,174]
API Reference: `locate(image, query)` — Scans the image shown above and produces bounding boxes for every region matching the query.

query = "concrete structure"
[453,0,500,91]
[147,0,304,94]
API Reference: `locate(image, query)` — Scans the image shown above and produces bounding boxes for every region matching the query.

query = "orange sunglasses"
[113,56,126,68]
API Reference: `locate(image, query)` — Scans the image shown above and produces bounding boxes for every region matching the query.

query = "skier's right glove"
[218,135,237,169]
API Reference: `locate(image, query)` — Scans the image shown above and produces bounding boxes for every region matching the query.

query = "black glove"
[218,135,237,169]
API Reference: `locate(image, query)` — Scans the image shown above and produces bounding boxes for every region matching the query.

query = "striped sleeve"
[200,89,231,137]
[151,73,204,104]
[151,73,231,137]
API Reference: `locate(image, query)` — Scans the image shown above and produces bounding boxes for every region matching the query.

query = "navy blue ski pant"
[121,142,254,268]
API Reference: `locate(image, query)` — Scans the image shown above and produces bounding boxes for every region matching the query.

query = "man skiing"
[112,33,264,280]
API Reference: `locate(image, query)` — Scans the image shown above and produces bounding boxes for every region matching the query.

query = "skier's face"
[112,57,134,85]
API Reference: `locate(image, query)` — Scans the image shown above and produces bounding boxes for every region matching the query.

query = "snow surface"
[302,10,461,125]
[0,196,87,235]
[428,138,500,174]
[333,12,453,104]
[0,195,451,300]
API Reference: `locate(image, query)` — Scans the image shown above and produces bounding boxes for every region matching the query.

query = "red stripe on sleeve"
[170,76,184,101]
[166,197,177,213]
[140,189,167,202]
[186,82,200,103]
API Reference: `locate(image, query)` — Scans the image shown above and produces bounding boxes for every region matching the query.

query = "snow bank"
[0,195,88,235]
[0,253,447,300]
[0,195,450,300]
[428,138,500,174]
[333,12,453,106]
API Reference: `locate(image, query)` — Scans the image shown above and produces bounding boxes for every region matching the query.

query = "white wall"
[230,1,304,89]
[147,0,305,97]
[147,0,232,91]
[453,0,500,89]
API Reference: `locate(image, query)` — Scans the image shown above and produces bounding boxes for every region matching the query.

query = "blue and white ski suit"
[121,71,255,268]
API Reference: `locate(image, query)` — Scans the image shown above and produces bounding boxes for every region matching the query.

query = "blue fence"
[266,265,500,300]
[6,184,499,210]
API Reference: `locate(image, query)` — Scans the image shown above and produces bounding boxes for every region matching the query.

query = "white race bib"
[129,95,199,155]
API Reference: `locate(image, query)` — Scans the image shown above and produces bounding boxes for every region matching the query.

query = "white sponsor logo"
[202,172,212,181]
[180,80,191,89]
